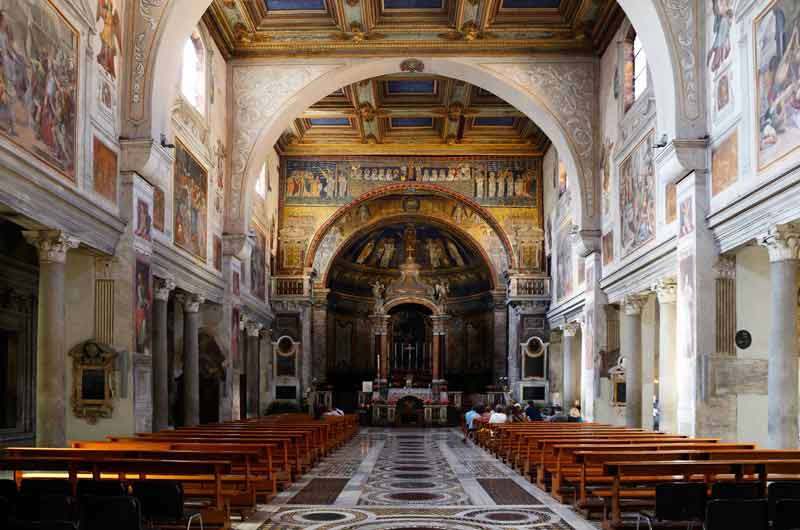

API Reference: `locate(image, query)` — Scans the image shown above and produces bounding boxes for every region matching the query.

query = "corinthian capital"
[652,279,677,305]
[177,293,205,313]
[563,321,580,337]
[23,230,80,264]
[622,294,648,316]
[759,223,800,262]
[246,320,263,337]
[154,278,176,301]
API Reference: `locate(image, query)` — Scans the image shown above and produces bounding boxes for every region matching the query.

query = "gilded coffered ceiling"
[204,0,624,57]
[276,75,549,155]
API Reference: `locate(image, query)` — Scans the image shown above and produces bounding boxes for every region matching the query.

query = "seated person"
[510,403,527,422]
[463,405,482,442]
[488,404,508,424]
[525,400,543,421]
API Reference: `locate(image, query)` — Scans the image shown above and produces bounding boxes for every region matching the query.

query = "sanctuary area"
[1,1,800,529]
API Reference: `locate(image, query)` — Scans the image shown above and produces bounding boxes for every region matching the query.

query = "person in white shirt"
[488,404,508,424]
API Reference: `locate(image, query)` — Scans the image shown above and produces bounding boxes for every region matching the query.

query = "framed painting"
[602,231,614,266]
[754,0,800,170]
[618,131,656,256]
[174,141,208,260]
[93,137,117,203]
[251,225,267,300]
[711,129,739,196]
[134,257,151,355]
[0,0,79,181]
[665,183,677,224]
[213,235,222,271]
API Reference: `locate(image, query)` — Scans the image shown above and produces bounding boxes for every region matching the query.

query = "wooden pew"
[0,455,234,529]
[601,459,800,529]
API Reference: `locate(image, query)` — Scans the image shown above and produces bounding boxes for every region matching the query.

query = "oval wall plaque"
[735,330,752,350]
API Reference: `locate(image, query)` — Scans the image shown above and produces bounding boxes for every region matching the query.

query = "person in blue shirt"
[524,400,543,421]
[464,405,482,442]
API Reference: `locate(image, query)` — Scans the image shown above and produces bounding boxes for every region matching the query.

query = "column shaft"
[181,295,203,426]
[152,290,170,432]
[768,259,799,449]
[562,331,576,408]
[246,328,261,418]
[621,295,646,428]
[37,260,67,446]
[657,300,678,434]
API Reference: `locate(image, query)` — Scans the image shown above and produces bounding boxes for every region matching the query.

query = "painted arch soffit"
[228,62,343,224]
[302,189,514,283]
[479,60,596,220]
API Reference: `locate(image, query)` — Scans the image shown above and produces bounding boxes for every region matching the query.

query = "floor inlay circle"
[388,481,437,489]
[392,473,434,479]
[387,492,445,501]
[302,512,349,522]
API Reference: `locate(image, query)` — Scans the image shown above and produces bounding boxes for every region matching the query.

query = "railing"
[508,275,550,298]
[271,276,310,298]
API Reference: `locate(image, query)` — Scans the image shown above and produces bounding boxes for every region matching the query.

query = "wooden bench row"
[0,413,359,529]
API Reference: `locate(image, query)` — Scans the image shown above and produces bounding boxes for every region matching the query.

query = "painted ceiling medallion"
[332,22,385,43]
[400,59,425,73]
[439,21,496,42]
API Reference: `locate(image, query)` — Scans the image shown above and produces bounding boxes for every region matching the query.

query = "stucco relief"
[228,64,341,224]
[659,0,701,123]
[125,0,169,125]
[480,61,596,218]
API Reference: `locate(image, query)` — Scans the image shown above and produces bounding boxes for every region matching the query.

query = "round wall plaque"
[735,330,752,350]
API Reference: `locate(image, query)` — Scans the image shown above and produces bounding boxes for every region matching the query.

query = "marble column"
[431,315,449,392]
[178,293,204,426]
[621,294,648,428]
[759,223,800,449]
[312,289,329,382]
[23,230,79,447]
[152,278,175,432]
[245,320,263,418]
[653,279,677,434]
[370,314,389,389]
[491,290,508,385]
[507,303,523,394]
[562,322,579,408]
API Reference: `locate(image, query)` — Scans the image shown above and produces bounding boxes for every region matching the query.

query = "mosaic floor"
[237,428,600,530]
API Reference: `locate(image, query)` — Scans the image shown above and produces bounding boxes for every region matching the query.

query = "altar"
[387,387,432,402]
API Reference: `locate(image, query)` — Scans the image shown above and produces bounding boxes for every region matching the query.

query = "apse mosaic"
[282,157,540,208]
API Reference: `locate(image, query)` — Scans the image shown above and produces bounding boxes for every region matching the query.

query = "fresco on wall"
[679,255,695,358]
[712,129,739,196]
[716,70,731,113]
[0,0,78,181]
[602,231,614,266]
[708,0,734,73]
[283,157,540,207]
[679,197,695,237]
[232,270,240,296]
[93,137,117,203]
[134,258,152,355]
[231,306,240,365]
[135,199,152,241]
[153,187,165,232]
[619,132,656,256]
[95,0,121,79]
[556,160,567,197]
[665,183,677,224]
[251,225,266,300]
[556,224,573,301]
[174,142,208,260]
[213,235,222,271]
[755,0,800,170]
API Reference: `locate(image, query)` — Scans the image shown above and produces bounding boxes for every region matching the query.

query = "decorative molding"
[481,61,595,217]
[400,58,424,72]
[759,223,800,263]
[659,0,701,122]
[228,63,341,224]
[713,255,736,280]
[23,230,80,264]
[171,96,212,161]
[124,0,169,127]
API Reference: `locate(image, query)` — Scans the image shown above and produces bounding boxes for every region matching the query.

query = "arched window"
[623,27,648,111]
[181,29,206,115]
[255,163,267,199]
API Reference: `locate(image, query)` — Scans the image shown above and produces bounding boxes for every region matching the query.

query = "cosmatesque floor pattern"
[237,428,600,530]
